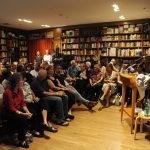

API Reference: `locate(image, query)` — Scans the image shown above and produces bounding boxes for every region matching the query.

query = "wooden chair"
[134,112,150,140]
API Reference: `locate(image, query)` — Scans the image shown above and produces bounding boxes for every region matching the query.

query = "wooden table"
[120,73,137,134]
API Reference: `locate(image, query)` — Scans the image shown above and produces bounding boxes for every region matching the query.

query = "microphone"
[135,56,145,63]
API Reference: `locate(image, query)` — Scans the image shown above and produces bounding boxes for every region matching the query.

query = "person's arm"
[47,79,62,91]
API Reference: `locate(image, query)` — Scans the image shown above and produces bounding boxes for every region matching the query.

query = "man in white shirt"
[43,49,53,65]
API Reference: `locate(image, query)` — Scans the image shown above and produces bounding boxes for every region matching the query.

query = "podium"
[120,73,137,133]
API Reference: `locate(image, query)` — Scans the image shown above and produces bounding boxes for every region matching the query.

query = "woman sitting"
[2,73,32,148]
[100,63,118,107]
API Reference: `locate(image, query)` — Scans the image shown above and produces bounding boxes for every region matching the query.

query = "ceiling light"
[119,15,125,20]
[18,18,32,23]
[41,25,50,28]
[112,4,120,12]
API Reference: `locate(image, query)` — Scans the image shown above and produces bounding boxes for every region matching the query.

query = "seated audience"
[20,72,55,134]
[31,69,69,126]
[54,65,98,110]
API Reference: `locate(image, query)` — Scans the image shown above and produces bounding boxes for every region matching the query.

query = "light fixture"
[18,18,32,23]
[119,15,125,20]
[112,4,120,12]
[41,24,51,28]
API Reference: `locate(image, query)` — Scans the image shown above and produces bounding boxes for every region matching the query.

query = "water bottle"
[144,98,150,116]
[115,93,120,106]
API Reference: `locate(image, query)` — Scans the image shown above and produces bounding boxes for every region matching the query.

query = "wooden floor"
[0,103,150,150]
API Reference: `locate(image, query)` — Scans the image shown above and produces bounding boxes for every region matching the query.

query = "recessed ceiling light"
[112,4,120,12]
[18,18,32,23]
[41,24,50,28]
[119,15,125,20]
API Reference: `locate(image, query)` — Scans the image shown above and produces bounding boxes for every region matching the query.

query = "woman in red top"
[3,73,32,148]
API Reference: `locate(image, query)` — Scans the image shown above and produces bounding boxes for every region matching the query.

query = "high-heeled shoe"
[43,124,58,132]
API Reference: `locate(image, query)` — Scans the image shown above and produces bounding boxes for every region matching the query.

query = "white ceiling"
[0,0,150,30]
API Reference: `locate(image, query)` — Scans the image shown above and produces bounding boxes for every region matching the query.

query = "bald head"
[38,69,47,80]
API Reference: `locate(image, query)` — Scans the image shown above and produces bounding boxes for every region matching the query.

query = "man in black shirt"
[31,69,69,128]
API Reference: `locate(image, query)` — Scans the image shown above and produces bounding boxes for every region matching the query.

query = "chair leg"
[134,116,140,140]
[140,119,143,133]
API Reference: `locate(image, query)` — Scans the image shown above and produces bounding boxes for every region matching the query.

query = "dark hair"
[137,63,145,72]
[2,69,12,80]
[8,73,21,89]
[17,65,25,72]
[108,63,113,70]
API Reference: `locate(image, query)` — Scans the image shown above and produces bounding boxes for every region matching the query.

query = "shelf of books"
[61,27,99,62]
[100,22,150,60]
[0,28,28,62]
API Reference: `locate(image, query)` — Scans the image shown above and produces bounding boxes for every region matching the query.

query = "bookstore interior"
[0,0,150,150]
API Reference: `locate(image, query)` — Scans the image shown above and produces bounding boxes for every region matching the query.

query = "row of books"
[119,42,142,47]
[74,56,91,62]
[19,41,27,45]
[102,35,118,41]
[120,34,142,40]
[20,52,28,57]
[101,42,118,48]
[20,46,28,51]
[101,48,143,57]
[62,43,97,49]
[0,39,6,44]
[145,48,150,56]
[62,49,97,55]
[143,41,150,47]
[102,24,143,34]
[0,45,7,51]
[62,29,79,37]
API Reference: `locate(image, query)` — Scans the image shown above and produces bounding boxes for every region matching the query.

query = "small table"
[134,112,150,140]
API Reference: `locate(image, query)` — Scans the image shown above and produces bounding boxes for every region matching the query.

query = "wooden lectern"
[120,73,137,134]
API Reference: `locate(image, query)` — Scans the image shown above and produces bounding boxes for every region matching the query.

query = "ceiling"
[0,0,150,30]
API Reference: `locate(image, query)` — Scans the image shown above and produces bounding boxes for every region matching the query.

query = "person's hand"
[60,87,68,91]
[23,112,33,119]
[57,91,64,96]
[34,97,40,103]
[26,112,33,119]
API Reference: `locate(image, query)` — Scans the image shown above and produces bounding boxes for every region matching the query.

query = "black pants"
[86,83,102,101]
[41,95,68,120]
[26,103,44,133]
[6,112,28,141]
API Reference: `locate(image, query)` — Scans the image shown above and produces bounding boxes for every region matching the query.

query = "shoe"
[40,132,51,140]
[86,101,98,110]
[60,120,69,126]
[32,130,41,137]
[68,114,75,120]
[64,118,71,122]
[56,120,69,126]
[19,140,29,148]
[43,124,58,132]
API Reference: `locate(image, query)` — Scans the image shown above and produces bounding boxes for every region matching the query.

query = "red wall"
[28,39,54,63]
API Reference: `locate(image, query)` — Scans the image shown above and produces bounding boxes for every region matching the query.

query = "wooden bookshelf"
[61,27,99,62]
[0,27,28,62]
[100,22,150,60]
